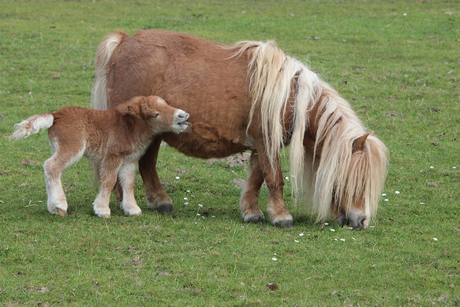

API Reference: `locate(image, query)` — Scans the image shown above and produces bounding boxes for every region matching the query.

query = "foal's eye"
[153,113,159,118]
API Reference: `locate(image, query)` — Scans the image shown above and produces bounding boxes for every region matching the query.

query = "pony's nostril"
[358,217,366,229]
[337,215,348,227]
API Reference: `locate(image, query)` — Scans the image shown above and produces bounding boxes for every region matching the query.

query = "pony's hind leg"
[44,139,85,217]
[240,152,266,223]
[93,155,122,218]
[139,137,173,212]
[118,161,142,216]
[253,142,293,228]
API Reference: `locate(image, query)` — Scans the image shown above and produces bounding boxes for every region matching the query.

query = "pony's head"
[328,131,388,229]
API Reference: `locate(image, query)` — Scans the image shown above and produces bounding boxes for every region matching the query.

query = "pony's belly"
[162,132,248,159]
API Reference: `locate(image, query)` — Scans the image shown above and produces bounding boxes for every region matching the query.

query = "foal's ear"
[126,104,142,118]
[353,131,373,152]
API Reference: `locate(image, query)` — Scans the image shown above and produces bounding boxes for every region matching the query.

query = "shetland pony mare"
[11,96,190,218]
[93,30,389,228]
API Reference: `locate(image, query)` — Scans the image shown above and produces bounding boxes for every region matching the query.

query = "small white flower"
[334,238,338,241]
[274,253,277,255]
[324,222,329,226]
[403,13,407,16]
[197,213,201,216]
[352,237,356,241]
[198,204,203,207]
[340,238,345,242]
[384,199,389,202]
[295,240,299,243]
[395,191,400,194]
[330,229,335,232]
[452,167,457,169]
[175,176,180,180]
[212,216,216,218]
[184,202,189,206]
[382,193,387,196]
[272,257,277,261]
[420,202,424,205]
[285,176,289,180]
[433,238,438,241]
[299,233,304,237]
[184,197,188,200]
[430,166,434,169]
[186,190,191,193]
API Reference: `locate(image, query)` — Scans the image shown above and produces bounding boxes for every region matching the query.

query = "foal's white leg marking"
[93,156,122,218]
[118,161,142,216]
[44,140,86,216]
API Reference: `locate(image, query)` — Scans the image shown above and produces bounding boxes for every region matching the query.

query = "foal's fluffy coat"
[10,96,190,217]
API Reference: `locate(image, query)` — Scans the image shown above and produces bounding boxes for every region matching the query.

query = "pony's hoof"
[244,214,266,224]
[57,208,68,217]
[156,203,174,213]
[274,220,293,228]
[101,214,110,218]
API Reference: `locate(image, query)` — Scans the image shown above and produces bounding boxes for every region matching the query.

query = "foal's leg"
[139,137,173,212]
[118,161,142,216]
[93,155,122,218]
[44,140,85,217]
[253,143,293,228]
[240,152,266,223]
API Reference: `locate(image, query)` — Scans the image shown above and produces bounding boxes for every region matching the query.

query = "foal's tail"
[9,114,54,141]
[92,31,125,110]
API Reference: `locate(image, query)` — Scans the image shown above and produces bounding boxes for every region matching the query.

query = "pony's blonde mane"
[234,40,389,223]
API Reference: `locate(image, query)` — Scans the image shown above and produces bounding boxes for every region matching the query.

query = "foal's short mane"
[232,40,388,222]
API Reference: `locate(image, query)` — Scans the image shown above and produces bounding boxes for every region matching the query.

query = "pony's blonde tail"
[92,31,124,110]
[9,114,54,141]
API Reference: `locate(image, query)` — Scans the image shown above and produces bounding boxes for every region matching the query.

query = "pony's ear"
[353,131,373,152]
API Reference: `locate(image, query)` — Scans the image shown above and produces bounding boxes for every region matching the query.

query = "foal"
[10,96,190,218]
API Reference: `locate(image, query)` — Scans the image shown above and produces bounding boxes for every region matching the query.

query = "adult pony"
[93,30,388,228]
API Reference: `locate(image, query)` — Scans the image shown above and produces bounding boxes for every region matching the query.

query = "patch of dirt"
[226,152,251,168]
[232,179,246,189]
[384,111,404,118]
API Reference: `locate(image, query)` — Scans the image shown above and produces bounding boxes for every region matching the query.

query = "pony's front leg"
[255,146,293,228]
[93,155,122,218]
[118,161,142,216]
[240,152,265,223]
[139,137,173,212]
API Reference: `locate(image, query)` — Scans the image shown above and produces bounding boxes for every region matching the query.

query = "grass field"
[1,0,459,305]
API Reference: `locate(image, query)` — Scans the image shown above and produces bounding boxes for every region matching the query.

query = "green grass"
[1,0,459,305]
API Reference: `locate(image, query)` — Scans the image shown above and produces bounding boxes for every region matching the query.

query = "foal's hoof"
[274,220,293,228]
[57,209,68,217]
[101,214,110,218]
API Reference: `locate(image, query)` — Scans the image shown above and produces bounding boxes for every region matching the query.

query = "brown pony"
[93,30,389,228]
[10,96,190,218]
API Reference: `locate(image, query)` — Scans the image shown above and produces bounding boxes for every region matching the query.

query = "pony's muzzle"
[337,212,368,230]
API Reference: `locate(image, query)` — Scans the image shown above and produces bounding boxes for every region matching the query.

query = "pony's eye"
[153,113,159,118]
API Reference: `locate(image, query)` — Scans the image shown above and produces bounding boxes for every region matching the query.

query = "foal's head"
[123,96,190,134]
